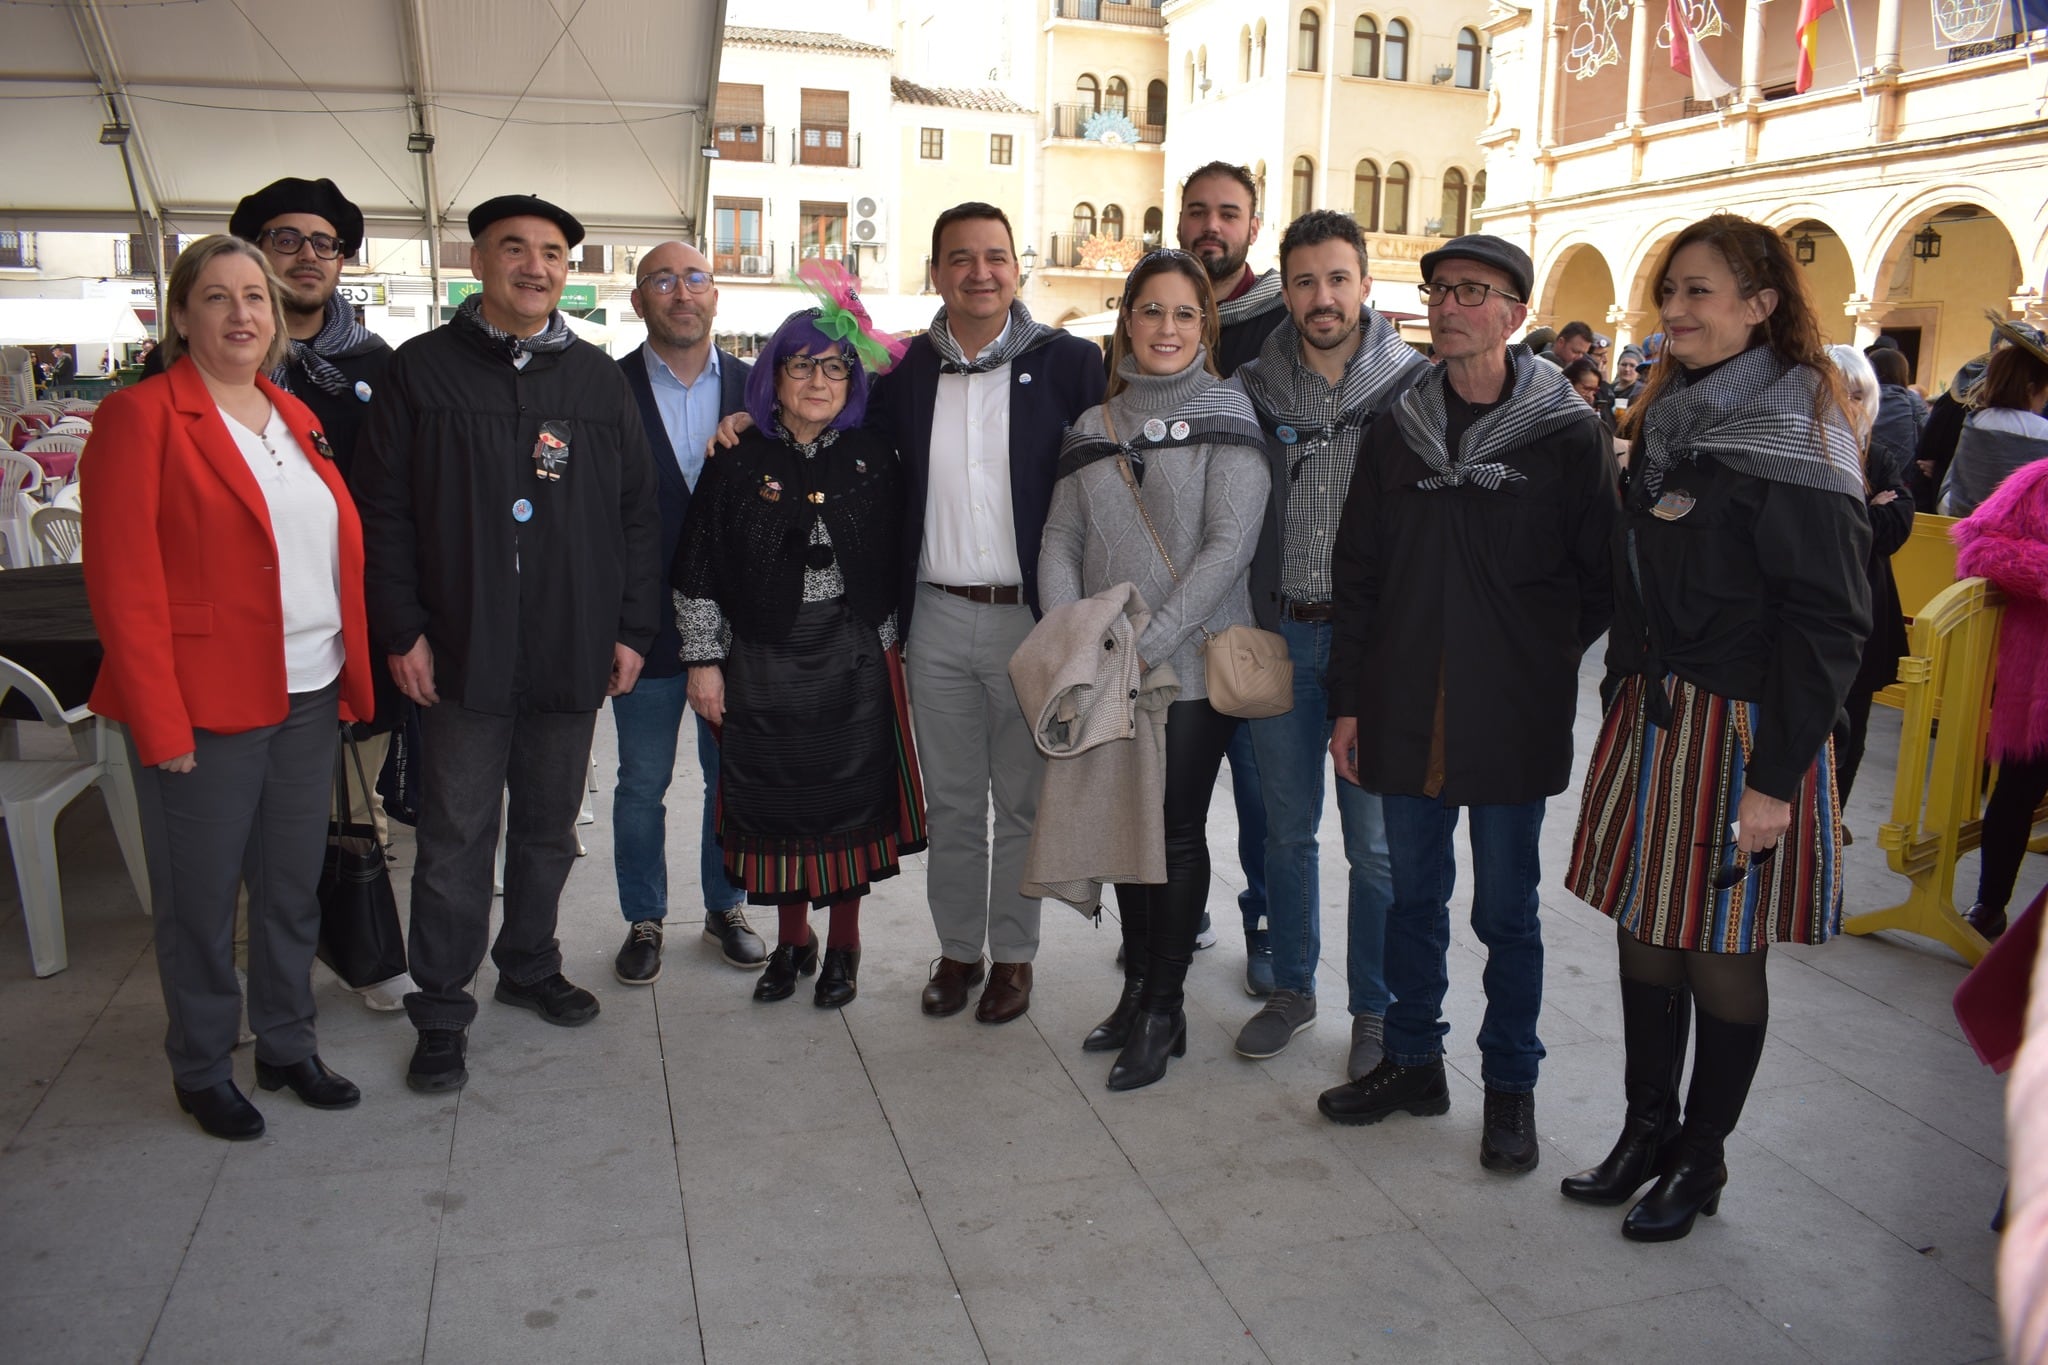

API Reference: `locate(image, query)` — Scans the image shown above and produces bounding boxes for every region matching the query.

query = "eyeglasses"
[638,269,713,296]
[1710,844,1776,891]
[1418,280,1522,308]
[1130,302,1203,329]
[781,354,853,382]
[259,227,345,260]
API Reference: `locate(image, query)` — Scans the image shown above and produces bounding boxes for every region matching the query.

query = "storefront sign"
[446,281,597,310]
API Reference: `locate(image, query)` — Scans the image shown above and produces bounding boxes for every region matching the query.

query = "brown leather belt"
[931,582,1023,605]
[1282,599,1335,623]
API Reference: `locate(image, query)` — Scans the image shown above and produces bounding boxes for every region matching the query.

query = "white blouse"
[218,403,344,693]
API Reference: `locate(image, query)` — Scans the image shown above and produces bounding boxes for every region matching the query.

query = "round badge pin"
[1276,425,1298,444]
[354,379,373,403]
[1170,420,1190,441]
[512,498,533,523]
[1142,418,1167,442]
[1018,372,1033,385]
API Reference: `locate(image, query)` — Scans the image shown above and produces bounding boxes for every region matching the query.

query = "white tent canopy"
[0,298,149,346]
[0,0,727,248]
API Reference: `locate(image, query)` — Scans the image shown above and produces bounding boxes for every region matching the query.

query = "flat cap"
[229,177,364,255]
[1619,343,1646,362]
[1420,234,1534,304]
[466,194,585,249]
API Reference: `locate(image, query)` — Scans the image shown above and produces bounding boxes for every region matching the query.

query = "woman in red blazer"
[84,235,375,1141]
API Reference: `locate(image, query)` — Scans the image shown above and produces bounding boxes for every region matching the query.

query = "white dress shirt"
[920,319,1022,587]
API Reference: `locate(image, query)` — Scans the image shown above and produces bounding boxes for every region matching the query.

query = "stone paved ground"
[0,659,2022,1363]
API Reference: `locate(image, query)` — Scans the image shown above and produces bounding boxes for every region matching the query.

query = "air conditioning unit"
[740,254,766,274]
[852,195,888,246]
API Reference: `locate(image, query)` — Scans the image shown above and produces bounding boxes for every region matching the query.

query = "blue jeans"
[610,671,743,923]
[1246,615,1392,1009]
[1227,723,1268,934]
[1380,793,1548,1093]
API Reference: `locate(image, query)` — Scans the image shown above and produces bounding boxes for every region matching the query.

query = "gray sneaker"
[1235,989,1316,1059]
[1347,1013,1385,1081]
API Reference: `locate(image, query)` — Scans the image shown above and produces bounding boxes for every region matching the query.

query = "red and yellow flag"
[1794,0,1835,93]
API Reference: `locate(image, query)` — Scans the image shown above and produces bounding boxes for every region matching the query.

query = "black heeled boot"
[1106,879,1196,1090]
[1106,1008,1187,1091]
[1561,978,1690,1205]
[1623,1008,1768,1242]
[753,934,819,1002]
[1084,973,1146,1051]
[1089,886,1153,1051]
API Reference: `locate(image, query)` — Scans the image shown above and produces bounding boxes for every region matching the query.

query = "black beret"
[1420,234,1535,304]
[466,194,585,249]
[229,177,364,256]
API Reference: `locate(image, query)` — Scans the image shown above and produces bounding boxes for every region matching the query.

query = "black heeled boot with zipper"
[1561,978,1691,1205]
[1623,1008,1768,1242]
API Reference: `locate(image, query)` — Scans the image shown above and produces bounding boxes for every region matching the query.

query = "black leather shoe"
[175,1080,265,1140]
[754,935,819,1002]
[1965,902,2008,941]
[614,920,664,985]
[406,1029,468,1093]
[1480,1088,1540,1174]
[255,1054,361,1110]
[1083,975,1146,1052]
[494,973,600,1026]
[704,907,768,967]
[1317,1057,1451,1126]
[1106,1008,1186,1091]
[814,947,860,1008]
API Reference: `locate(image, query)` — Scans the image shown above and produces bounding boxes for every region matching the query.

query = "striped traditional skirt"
[716,601,928,908]
[1565,673,1842,952]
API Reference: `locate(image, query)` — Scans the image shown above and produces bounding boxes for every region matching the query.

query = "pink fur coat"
[1955,458,2048,762]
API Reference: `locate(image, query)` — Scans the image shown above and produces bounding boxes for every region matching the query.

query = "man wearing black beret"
[354,193,663,1092]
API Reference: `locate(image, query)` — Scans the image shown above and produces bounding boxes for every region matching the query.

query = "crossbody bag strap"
[1104,408,1178,583]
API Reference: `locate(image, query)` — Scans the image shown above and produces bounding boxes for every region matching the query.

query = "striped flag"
[1794,0,1835,92]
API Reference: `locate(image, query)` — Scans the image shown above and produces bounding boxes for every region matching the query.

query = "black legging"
[1976,753,2048,916]
[1113,699,1240,1013]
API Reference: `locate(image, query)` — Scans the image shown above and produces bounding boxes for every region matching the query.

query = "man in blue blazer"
[870,203,1107,1025]
[611,242,765,985]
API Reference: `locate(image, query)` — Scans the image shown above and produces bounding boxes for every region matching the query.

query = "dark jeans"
[1114,698,1239,1012]
[132,683,340,1088]
[404,701,597,1030]
[1977,753,2048,915]
[1226,723,1268,934]
[1381,792,1548,1093]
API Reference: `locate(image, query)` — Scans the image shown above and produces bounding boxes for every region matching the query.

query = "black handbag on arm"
[316,727,408,989]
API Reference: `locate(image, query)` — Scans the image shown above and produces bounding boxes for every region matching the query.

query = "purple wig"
[744,308,870,435]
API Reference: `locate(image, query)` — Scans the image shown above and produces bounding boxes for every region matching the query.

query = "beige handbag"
[1104,410,1294,719]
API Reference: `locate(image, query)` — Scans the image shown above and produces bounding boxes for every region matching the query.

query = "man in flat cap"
[1317,234,1618,1176]
[355,194,663,1092]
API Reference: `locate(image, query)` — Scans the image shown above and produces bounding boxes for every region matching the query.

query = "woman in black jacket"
[1563,214,1872,1242]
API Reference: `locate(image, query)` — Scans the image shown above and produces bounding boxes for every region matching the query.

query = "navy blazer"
[619,342,751,678]
[869,329,1107,641]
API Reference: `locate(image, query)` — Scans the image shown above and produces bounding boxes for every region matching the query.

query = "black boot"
[1106,1008,1187,1091]
[1083,972,1146,1051]
[1561,978,1691,1205]
[1091,887,1153,1051]
[1623,1008,1767,1242]
[753,934,818,1002]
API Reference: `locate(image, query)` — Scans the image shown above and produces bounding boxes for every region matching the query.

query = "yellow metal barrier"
[1849,576,2002,964]
[1873,512,1959,712]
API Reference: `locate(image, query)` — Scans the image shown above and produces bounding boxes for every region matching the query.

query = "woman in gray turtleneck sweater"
[1039,249,1270,1091]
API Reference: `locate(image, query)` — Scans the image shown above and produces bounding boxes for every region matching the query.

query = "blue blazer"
[868,329,1107,641]
[619,342,751,678]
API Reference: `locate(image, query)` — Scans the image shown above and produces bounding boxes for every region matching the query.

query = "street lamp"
[1912,224,1942,261]
[1794,233,1816,265]
[1020,243,1038,284]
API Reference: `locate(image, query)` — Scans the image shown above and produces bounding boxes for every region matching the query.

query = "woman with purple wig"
[672,301,924,1008]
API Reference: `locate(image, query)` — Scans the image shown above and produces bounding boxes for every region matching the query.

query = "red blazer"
[82,359,375,766]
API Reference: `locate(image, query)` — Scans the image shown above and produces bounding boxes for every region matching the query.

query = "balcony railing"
[0,231,34,269]
[1048,103,1166,143]
[713,241,777,278]
[1045,233,1086,269]
[1053,0,1165,28]
[793,129,861,169]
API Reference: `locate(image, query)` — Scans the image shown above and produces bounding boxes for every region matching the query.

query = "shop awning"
[0,298,150,345]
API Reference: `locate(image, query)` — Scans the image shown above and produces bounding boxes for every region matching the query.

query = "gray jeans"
[133,682,340,1089]
[403,701,597,1030]
[905,584,1044,963]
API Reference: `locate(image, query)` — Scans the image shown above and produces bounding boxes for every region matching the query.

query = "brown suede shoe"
[921,955,987,1016]
[975,961,1034,1024]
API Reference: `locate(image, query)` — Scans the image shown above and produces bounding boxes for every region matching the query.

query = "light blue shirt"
[643,344,723,492]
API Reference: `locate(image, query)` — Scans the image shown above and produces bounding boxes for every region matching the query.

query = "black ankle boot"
[1623,1008,1767,1242]
[753,934,818,1002]
[1562,978,1690,1205]
[1105,1008,1186,1091]
[1083,974,1146,1052]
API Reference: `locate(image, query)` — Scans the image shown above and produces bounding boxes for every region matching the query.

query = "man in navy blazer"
[610,242,765,985]
[870,203,1107,1025]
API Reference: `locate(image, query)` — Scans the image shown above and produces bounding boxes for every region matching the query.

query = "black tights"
[1615,924,1769,1025]
[1834,687,1878,808]
[1113,699,1239,1013]
[1975,754,2048,916]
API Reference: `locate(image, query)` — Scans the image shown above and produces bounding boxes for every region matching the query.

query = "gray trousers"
[404,701,596,1030]
[133,682,340,1089]
[905,584,1044,963]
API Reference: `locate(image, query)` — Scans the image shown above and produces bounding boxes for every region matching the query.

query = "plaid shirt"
[1275,348,1375,605]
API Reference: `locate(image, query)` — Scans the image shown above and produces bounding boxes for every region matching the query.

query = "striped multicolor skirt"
[716,601,928,908]
[1565,673,1842,952]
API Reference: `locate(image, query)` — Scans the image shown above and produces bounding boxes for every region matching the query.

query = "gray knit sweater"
[1039,352,1270,701]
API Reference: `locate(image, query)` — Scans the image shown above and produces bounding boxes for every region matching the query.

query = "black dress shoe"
[615,920,664,985]
[1083,975,1146,1052]
[1317,1057,1451,1126]
[1965,902,2008,941]
[176,1080,265,1141]
[1106,1008,1186,1091]
[814,947,861,1008]
[1480,1088,1540,1174]
[494,972,600,1026]
[407,1029,468,1094]
[704,907,768,968]
[754,935,819,1002]
[255,1054,361,1110]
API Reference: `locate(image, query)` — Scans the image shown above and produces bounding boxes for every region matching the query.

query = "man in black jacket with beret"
[356,194,663,1093]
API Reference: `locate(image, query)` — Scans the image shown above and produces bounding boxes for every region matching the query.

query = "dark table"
[0,563,100,720]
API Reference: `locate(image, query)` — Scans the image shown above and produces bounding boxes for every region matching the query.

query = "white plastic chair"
[0,656,154,977]
[32,506,81,564]
[23,433,86,456]
[0,449,43,568]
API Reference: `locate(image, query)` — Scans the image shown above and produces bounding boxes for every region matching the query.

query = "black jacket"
[1911,390,1968,509]
[1854,472,1915,696]
[618,343,751,677]
[867,329,1107,640]
[355,324,663,715]
[1330,401,1618,805]
[1216,303,1287,379]
[1869,382,1926,492]
[144,338,392,487]
[1603,453,1873,800]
